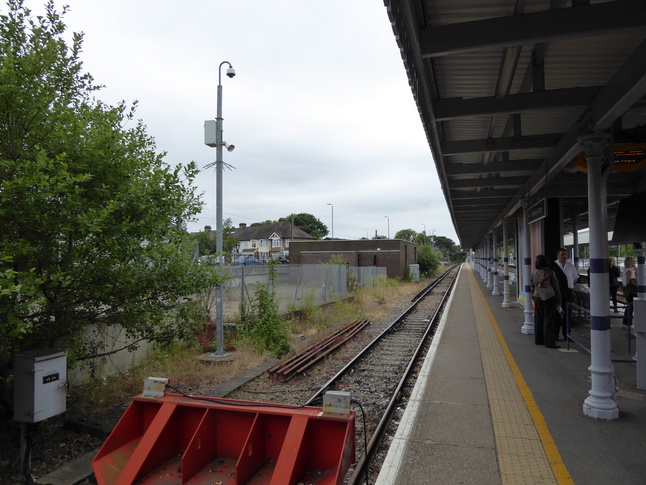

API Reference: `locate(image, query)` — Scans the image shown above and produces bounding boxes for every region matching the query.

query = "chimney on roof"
[278,218,286,226]
[204,225,212,232]
[239,223,247,229]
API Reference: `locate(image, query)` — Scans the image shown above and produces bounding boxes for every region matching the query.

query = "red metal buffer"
[92,393,355,485]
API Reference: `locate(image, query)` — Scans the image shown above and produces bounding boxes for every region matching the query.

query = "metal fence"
[221,264,386,317]
[69,264,388,384]
[349,266,387,287]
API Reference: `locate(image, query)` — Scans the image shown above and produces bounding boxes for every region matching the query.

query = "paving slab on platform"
[377,264,646,485]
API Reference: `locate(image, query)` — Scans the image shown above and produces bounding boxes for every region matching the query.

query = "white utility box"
[142,377,169,398]
[204,120,217,147]
[409,264,420,282]
[14,349,67,423]
[322,390,351,416]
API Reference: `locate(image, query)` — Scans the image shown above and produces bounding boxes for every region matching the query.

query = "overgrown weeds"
[68,276,428,419]
[66,341,267,418]
[238,260,291,357]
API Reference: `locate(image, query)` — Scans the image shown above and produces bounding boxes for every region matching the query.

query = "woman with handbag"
[531,254,562,348]
[622,256,638,326]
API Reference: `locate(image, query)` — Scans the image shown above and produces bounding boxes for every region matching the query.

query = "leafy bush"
[0,2,214,386]
[418,244,441,275]
[239,260,290,356]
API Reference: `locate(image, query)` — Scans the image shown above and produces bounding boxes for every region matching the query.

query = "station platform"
[376,264,646,485]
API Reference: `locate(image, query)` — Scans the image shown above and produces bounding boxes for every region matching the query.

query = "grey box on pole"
[204,120,217,147]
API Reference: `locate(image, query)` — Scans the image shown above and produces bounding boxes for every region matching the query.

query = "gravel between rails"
[226,274,454,484]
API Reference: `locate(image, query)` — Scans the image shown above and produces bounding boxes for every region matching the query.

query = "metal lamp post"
[327,203,334,239]
[204,60,235,356]
[384,215,389,238]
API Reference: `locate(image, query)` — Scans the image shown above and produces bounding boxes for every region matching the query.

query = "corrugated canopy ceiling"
[385,0,646,248]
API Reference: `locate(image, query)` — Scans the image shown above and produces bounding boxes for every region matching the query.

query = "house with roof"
[233,218,316,262]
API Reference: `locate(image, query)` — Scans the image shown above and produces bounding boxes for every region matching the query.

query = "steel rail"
[410,264,459,303]
[267,319,371,381]
[304,266,459,407]
[345,266,459,485]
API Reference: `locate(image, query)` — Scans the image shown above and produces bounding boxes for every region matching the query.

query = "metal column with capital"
[521,201,534,334]
[479,247,485,280]
[502,220,511,307]
[636,246,646,389]
[492,228,500,296]
[486,235,492,288]
[580,132,618,419]
[481,248,486,280]
[479,244,483,279]
[637,250,646,298]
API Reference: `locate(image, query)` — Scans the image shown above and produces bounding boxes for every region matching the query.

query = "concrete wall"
[288,239,417,279]
[67,323,155,386]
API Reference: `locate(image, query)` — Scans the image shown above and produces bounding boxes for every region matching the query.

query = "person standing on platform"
[552,248,579,340]
[532,254,562,348]
[623,256,638,326]
[609,257,621,313]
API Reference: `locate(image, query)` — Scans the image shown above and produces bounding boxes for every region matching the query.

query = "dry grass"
[67,278,428,419]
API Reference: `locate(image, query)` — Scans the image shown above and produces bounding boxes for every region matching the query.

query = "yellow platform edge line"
[467,265,574,484]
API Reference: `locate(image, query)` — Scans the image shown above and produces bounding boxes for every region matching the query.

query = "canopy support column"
[521,200,534,334]
[486,235,492,288]
[492,228,500,296]
[580,132,618,420]
[502,220,511,308]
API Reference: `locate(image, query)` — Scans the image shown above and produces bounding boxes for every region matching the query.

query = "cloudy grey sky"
[26,0,458,243]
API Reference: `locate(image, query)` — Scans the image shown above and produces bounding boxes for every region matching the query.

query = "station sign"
[527,199,547,224]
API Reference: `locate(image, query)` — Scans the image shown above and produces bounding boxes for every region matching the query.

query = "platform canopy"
[385,0,646,248]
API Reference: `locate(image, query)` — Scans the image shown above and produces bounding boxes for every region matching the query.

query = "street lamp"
[204,60,235,356]
[384,215,390,239]
[327,203,334,239]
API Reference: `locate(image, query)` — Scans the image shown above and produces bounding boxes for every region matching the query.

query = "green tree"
[192,231,217,256]
[286,213,328,239]
[394,228,417,242]
[251,220,277,227]
[414,232,431,246]
[189,218,236,256]
[434,235,457,254]
[418,245,440,275]
[0,1,222,384]
[223,218,239,253]
[431,235,465,262]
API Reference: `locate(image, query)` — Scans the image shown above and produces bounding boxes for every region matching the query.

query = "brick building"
[288,239,418,279]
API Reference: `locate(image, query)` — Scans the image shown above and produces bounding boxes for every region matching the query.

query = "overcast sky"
[24,0,458,243]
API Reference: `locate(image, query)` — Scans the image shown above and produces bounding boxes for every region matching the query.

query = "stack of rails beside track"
[226,265,459,484]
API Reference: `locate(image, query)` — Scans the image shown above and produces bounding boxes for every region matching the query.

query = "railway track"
[267,319,371,381]
[310,266,458,484]
[227,264,460,484]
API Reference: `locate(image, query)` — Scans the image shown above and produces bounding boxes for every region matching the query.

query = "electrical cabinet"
[14,349,67,423]
[204,120,217,147]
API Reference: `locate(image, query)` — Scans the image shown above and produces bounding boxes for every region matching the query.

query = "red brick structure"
[288,239,418,279]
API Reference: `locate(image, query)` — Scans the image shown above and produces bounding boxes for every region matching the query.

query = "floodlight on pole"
[384,215,390,239]
[327,203,334,239]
